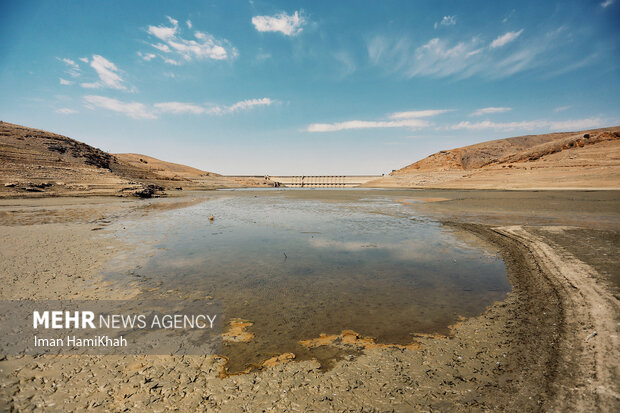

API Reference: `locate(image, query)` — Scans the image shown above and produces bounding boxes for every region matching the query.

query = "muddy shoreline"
[0,191,618,411]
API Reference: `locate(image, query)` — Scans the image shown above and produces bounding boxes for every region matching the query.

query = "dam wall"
[226,175,383,187]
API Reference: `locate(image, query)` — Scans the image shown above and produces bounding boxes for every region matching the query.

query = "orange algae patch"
[222,318,255,343]
[261,352,296,368]
[299,330,421,350]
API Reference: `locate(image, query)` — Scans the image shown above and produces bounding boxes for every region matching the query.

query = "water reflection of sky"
[104,192,510,368]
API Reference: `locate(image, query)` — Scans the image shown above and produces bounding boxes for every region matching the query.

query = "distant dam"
[227,175,383,188]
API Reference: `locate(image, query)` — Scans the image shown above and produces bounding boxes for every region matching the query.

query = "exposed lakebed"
[103,190,510,372]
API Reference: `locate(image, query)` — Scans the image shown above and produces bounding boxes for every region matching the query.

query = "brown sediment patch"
[218,352,296,377]
[222,319,255,343]
[299,330,422,350]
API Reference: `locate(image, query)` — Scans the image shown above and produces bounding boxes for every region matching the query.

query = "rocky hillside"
[365,126,620,189]
[0,121,272,198]
[114,153,219,180]
[395,127,620,173]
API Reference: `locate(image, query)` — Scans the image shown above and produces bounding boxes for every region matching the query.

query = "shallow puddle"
[103,190,510,372]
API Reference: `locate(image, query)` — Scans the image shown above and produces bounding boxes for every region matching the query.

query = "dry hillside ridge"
[364,126,620,190]
[114,153,219,179]
[395,126,620,172]
[0,121,273,198]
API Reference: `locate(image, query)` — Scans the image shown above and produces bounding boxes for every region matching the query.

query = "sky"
[1,0,619,175]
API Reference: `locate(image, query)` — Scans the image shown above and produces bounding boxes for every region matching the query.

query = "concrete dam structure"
[270,175,382,187]
[228,175,383,187]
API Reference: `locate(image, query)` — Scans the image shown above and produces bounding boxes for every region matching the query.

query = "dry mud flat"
[0,194,618,411]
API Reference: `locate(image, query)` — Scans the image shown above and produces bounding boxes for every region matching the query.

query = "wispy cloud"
[59,78,74,86]
[553,105,572,113]
[502,9,516,23]
[84,95,155,119]
[58,58,81,78]
[470,107,512,116]
[155,98,274,115]
[153,102,206,114]
[225,98,273,113]
[55,108,77,115]
[307,119,430,133]
[490,29,524,48]
[80,55,127,90]
[306,109,451,132]
[144,16,237,64]
[137,52,157,61]
[601,0,615,7]
[448,117,605,132]
[252,11,305,36]
[368,27,570,79]
[434,15,456,29]
[84,96,274,119]
[389,109,453,119]
[333,51,356,77]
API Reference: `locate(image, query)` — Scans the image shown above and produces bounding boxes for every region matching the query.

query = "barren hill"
[114,153,219,180]
[0,122,272,198]
[366,126,620,189]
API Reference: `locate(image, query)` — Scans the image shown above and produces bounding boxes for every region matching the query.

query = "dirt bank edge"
[450,222,619,412]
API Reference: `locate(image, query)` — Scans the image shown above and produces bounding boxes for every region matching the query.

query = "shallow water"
[105,190,510,372]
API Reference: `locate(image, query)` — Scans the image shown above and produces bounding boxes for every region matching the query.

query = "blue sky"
[1,0,618,174]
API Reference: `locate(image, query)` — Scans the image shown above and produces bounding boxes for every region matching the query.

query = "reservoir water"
[105,190,510,372]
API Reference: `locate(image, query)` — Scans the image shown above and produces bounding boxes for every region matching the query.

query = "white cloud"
[367,27,573,79]
[470,107,512,116]
[389,109,452,119]
[307,119,429,133]
[80,55,127,90]
[186,19,192,29]
[84,95,155,119]
[145,16,237,63]
[138,52,157,61]
[59,78,73,86]
[252,11,305,36]
[152,43,172,53]
[434,15,456,29]
[58,57,81,78]
[154,102,206,114]
[154,98,274,115]
[307,108,451,132]
[61,58,78,68]
[84,95,274,119]
[490,29,524,49]
[163,57,181,65]
[226,98,273,113]
[601,0,614,7]
[402,37,485,78]
[148,16,178,41]
[79,57,89,63]
[55,108,77,114]
[448,117,605,132]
